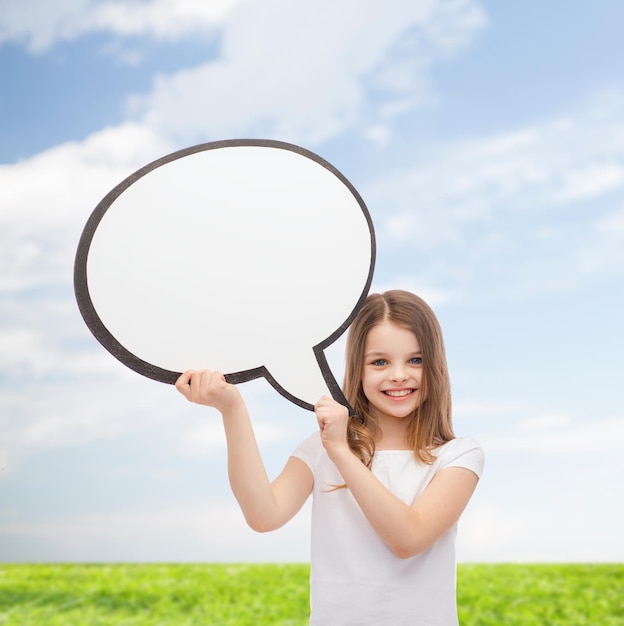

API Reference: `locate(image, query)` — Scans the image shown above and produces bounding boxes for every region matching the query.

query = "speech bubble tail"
[263,349,354,415]
[314,350,356,417]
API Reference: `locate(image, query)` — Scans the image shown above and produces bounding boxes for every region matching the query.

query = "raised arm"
[315,396,479,558]
[176,370,313,532]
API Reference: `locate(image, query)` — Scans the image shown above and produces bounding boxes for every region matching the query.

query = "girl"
[176,290,483,625]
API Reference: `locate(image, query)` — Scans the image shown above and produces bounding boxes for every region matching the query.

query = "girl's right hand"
[315,395,351,462]
[175,369,241,413]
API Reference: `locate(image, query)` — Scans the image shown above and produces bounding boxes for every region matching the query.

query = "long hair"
[343,290,454,466]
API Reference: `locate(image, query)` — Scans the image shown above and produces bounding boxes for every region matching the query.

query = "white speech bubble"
[74,139,375,410]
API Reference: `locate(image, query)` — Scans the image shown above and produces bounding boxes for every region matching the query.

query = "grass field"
[0,563,622,625]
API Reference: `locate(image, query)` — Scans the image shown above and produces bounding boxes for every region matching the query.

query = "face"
[361,320,423,421]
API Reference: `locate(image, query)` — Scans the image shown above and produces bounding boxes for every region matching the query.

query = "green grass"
[0,563,622,625]
[457,564,624,625]
[0,564,309,626]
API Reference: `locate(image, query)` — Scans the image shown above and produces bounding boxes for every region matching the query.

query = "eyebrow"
[365,351,422,358]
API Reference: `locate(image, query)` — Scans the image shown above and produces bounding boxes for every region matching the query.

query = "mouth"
[383,389,416,398]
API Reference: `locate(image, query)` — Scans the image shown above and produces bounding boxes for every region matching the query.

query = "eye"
[409,357,423,365]
[371,358,388,367]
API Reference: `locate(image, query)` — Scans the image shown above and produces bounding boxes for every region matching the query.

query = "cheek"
[361,371,379,394]
[417,372,427,399]
[361,375,371,394]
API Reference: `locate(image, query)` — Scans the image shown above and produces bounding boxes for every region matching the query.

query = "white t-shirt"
[292,433,484,626]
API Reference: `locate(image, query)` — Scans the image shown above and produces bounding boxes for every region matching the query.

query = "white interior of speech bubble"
[75,141,375,410]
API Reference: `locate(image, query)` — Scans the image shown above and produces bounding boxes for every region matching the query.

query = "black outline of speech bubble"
[74,139,376,412]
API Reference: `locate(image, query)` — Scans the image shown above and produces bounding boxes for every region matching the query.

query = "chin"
[382,402,419,419]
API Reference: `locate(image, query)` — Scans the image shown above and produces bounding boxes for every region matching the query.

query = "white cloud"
[177,414,300,457]
[452,400,624,454]
[0,0,243,53]
[369,94,624,245]
[0,0,86,52]
[453,400,533,420]
[130,0,486,146]
[0,500,312,561]
[371,278,456,307]
[76,0,244,40]
[0,123,173,293]
[0,336,309,468]
[479,416,624,454]
[577,207,624,277]
[516,413,572,432]
[458,415,624,562]
[0,2,487,304]
[552,162,624,204]
[0,375,169,460]
[364,90,624,297]
[459,500,624,562]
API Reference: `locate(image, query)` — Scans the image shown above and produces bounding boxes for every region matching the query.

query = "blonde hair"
[343,290,454,466]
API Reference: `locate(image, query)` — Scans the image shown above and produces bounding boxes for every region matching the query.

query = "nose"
[389,364,408,383]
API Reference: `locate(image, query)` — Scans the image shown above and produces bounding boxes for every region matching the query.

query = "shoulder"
[290,431,323,472]
[434,437,485,478]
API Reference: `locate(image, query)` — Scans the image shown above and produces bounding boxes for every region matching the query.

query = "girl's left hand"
[315,396,350,461]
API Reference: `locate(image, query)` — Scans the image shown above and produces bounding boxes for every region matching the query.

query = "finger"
[314,407,327,426]
[176,369,193,386]
[195,369,211,390]
[175,370,194,396]
[209,371,225,387]
[314,396,331,412]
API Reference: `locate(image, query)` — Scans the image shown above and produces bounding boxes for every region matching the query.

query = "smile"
[383,389,415,398]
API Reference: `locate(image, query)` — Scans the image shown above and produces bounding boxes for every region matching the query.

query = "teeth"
[385,389,413,397]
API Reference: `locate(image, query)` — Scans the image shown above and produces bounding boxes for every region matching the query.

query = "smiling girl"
[176,290,484,625]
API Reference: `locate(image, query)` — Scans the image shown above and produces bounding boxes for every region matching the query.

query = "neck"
[373,412,411,451]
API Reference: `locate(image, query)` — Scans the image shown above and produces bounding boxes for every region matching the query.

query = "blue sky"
[1,0,623,563]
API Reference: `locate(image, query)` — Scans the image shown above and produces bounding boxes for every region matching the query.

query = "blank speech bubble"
[74,139,375,411]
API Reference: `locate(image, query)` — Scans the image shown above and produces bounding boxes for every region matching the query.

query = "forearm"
[314,397,478,558]
[316,396,425,557]
[177,369,306,531]
[331,447,479,558]
[220,398,279,531]
[331,449,425,558]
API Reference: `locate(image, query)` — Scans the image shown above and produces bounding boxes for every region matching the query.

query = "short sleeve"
[291,431,323,475]
[439,437,485,478]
